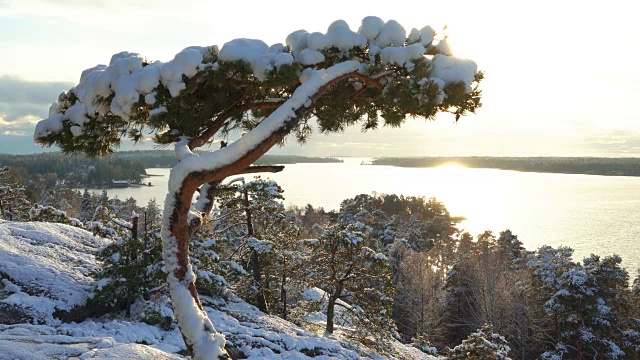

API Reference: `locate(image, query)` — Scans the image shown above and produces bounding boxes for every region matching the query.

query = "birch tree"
[34,17,482,359]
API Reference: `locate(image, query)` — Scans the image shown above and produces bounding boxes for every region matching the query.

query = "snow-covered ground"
[0,221,110,324]
[0,221,437,359]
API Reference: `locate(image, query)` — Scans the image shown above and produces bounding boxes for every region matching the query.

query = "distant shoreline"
[369,156,640,177]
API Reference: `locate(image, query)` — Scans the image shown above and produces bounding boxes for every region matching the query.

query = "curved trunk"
[161,61,361,359]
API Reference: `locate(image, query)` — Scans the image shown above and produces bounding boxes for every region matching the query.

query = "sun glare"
[437,162,465,169]
[396,165,515,236]
[436,163,467,172]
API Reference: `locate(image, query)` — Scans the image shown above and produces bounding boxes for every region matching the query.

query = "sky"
[1,0,639,157]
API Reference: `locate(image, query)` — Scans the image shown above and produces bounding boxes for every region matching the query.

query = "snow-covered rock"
[0,221,110,324]
[205,294,436,359]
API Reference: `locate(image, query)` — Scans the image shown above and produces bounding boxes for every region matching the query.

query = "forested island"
[370,156,640,176]
[115,150,343,168]
[0,151,342,188]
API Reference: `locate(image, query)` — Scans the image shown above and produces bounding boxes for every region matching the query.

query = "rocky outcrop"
[0,221,110,324]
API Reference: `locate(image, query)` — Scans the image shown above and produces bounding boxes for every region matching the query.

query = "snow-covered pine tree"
[0,166,32,221]
[339,194,460,254]
[447,324,512,360]
[495,230,527,269]
[79,188,96,222]
[306,217,395,347]
[35,184,81,218]
[205,177,287,311]
[28,204,82,226]
[249,189,305,321]
[91,212,164,318]
[34,17,482,358]
[540,254,636,359]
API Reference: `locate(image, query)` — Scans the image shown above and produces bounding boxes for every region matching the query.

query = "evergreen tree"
[531,252,638,359]
[80,188,95,222]
[495,230,526,269]
[33,16,483,357]
[91,227,164,317]
[626,271,640,358]
[259,207,304,320]
[442,253,482,346]
[208,177,288,312]
[448,324,512,360]
[307,216,395,346]
[0,166,32,221]
[143,198,162,226]
[42,186,81,218]
[550,255,636,359]
[28,204,82,226]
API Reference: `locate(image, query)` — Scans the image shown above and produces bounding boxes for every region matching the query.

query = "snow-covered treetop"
[34,16,482,156]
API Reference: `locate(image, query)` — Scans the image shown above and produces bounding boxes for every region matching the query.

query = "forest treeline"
[371,157,640,176]
[0,152,147,187]
[1,167,639,359]
[0,151,342,187]
[115,150,343,168]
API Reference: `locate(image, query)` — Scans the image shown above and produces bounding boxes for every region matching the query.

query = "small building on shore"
[111,180,129,188]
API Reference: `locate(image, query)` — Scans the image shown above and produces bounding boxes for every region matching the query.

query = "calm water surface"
[97,158,640,272]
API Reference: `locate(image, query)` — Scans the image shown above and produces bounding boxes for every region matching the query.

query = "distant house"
[111,180,129,188]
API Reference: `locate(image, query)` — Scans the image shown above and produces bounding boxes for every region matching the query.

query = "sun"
[437,162,466,171]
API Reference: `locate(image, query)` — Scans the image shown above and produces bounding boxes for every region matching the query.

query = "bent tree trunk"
[161,62,361,359]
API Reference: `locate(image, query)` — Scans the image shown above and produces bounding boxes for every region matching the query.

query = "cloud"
[0,76,72,141]
[2,130,27,136]
[1,0,206,20]
[584,131,640,155]
[0,75,72,105]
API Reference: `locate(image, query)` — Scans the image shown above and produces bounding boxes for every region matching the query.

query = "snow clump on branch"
[35,16,478,143]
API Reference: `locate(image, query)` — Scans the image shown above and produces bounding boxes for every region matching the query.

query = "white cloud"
[0,75,71,104]
[2,130,28,136]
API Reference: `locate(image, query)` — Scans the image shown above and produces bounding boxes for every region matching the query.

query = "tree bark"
[242,184,268,312]
[326,296,336,334]
[280,257,287,320]
[326,282,343,334]
[131,215,139,240]
[163,63,362,359]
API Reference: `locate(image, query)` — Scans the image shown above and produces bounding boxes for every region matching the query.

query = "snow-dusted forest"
[1,15,639,360]
[2,170,640,359]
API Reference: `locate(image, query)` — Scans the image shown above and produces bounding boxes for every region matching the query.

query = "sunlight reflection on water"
[94,158,640,272]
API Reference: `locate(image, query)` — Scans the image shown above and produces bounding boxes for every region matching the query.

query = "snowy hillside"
[0,221,437,359]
